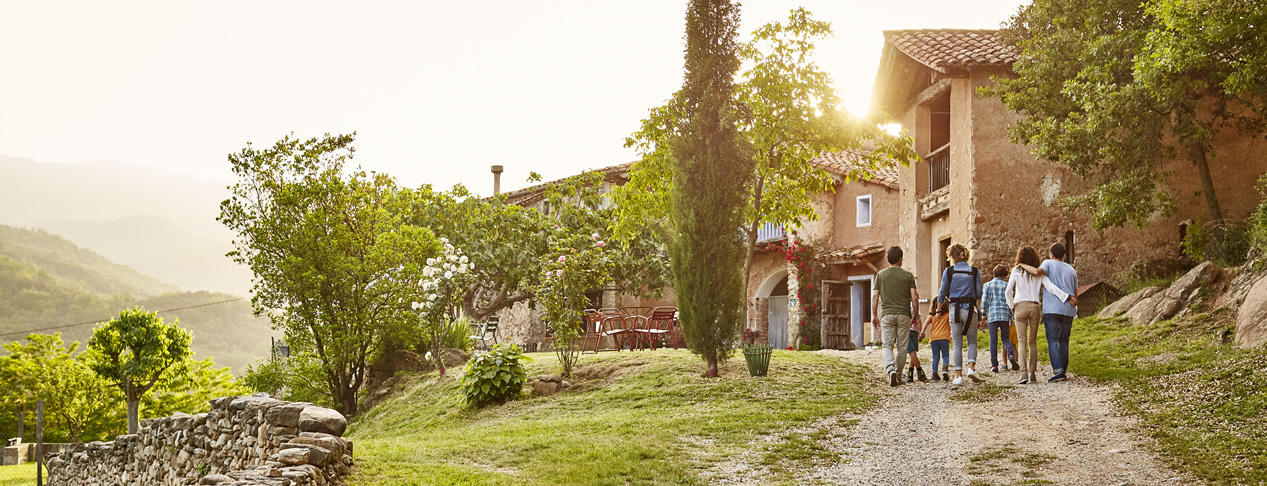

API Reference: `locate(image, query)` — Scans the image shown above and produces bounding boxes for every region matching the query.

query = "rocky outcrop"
[1099,261,1222,324]
[1236,276,1267,347]
[47,396,353,486]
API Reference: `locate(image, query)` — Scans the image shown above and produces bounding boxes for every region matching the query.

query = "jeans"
[1043,313,1074,374]
[930,340,949,373]
[949,305,977,370]
[987,321,1016,368]
[880,314,912,375]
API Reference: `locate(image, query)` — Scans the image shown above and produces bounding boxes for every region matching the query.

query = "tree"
[666,0,753,377]
[985,0,1267,230]
[616,9,917,313]
[218,133,439,415]
[411,238,477,375]
[529,234,613,377]
[86,307,192,434]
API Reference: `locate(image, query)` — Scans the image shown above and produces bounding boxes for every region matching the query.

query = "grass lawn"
[0,463,36,486]
[346,349,875,485]
[1064,310,1267,485]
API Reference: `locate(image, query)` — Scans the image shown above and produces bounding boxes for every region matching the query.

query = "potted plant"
[741,328,772,377]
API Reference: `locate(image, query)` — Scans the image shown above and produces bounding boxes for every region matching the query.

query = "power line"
[0,297,248,339]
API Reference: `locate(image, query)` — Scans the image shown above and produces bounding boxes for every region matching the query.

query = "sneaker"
[1030,373,1038,383]
[907,368,915,383]
[991,366,999,373]
[951,376,964,386]
[889,371,899,387]
[917,368,929,382]
[1048,373,1068,383]
[943,372,950,381]
[966,369,982,383]
[1010,357,1021,370]
[931,372,941,382]
[1018,377,1030,385]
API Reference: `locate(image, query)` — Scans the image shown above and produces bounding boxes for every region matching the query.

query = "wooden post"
[36,400,43,486]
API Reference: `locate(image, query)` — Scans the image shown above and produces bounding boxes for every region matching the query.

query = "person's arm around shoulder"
[1039,274,1072,304]
[1005,271,1018,309]
[1020,262,1043,277]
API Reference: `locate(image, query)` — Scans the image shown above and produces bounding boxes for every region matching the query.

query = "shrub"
[459,343,531,407]
[1251,174,1267,250]
[1182,218,1250,267]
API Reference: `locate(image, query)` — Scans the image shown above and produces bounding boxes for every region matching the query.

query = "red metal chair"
[581,309,603,354]
[597,308,631,352]
[641,307,678,350]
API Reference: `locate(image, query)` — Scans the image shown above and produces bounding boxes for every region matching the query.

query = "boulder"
[1164,261,1221,301]
[1237,275,1267,348]
[531,380,561,397]
[275,447,309,466]
[263,403,308,429]
[298,406,347,436]
[1110,262,1223,324]
[1099,286,1163,318]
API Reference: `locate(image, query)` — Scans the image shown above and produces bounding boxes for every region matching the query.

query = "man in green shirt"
[872,246,920,387]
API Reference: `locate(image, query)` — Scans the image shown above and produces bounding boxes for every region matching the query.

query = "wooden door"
[820,280,852,350]
[768,295,788,349]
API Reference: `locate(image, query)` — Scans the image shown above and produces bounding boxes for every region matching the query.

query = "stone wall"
[47,396,353,486]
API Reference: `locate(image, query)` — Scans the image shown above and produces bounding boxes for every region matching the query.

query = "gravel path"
[711,348,1194,485]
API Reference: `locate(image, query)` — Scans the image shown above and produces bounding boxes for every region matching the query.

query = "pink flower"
[596,241,606,248]
[558,255,567,263]
[592,233,601,240]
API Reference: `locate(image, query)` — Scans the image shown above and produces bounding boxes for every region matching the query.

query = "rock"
[535,375,563,383]
[1237,275,1267,348]
[1164,261,1221,301]
[276,447,309,466]
[298,406,347,436]
[1098,286,1162,318]
[263,403,308,429]
[531,380,561,397]
[200,474,234,485]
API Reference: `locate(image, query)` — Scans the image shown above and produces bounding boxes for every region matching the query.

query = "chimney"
[491,165,504,196]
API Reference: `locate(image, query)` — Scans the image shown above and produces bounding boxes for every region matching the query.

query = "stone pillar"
[754,298,770,344]
[787,261,802,348]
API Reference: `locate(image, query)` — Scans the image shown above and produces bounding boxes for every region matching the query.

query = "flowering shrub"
[459,343,531,406]
[742,328,762,347]
[529,233,613,377]
[411,238,477,374]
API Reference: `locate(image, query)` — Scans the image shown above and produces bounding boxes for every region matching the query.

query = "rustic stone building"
[870,29,1267,311]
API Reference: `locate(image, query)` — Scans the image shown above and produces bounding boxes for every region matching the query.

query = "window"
[939,238,952,276]
[856,195,872,227]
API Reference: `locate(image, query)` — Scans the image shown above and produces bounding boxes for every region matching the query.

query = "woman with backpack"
[937,243,983,385]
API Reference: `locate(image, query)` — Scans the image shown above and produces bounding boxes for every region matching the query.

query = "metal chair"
[597,308,631,351]
[640,306,678,350]
[469,317,499,351]
[581,309,604,354]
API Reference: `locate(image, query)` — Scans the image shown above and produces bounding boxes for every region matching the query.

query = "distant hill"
[0,224,275,373]
[0,154,252,296]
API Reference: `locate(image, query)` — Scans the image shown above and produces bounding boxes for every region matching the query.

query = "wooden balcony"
[926,144,950,193]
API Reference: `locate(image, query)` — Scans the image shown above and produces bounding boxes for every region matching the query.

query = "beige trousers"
[1013,301,1042,375]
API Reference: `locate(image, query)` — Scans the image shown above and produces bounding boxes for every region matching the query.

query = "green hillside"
[0,224,275,372]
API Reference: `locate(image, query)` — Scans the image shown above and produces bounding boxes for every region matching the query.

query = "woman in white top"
[1005,246,1075,384]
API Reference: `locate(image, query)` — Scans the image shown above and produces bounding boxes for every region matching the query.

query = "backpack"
[945,265,980,325]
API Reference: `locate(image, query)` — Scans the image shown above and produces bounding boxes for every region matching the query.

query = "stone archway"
[755,270,790,348]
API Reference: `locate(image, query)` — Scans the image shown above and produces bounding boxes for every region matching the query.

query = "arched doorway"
[756,270,789,349]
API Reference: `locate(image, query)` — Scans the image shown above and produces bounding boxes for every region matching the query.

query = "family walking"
[872,242,1078,387]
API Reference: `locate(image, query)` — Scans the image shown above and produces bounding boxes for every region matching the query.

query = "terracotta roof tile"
[817,244,886,263]
[884,29,1017,71]
[810,149,900,189]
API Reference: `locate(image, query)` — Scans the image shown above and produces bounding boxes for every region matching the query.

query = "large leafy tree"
[668,0,753,377]
[86,307,192,434]
[219,133,439,415]
[986,0,1267,230]
[616,9,917,306]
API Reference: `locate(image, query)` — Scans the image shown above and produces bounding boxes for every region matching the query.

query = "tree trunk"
[126,398,140,434]
[740,174,767,332]
[704,357,719,377]
[339,386,358,417]
[1190,142,1224,224]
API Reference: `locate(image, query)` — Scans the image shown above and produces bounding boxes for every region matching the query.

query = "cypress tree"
[668,0,753,377]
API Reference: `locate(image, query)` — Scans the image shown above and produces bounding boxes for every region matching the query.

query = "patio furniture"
[581,309,604,354]
[597,308,632,351]
[470,317,499,351]
[640,306,678,350]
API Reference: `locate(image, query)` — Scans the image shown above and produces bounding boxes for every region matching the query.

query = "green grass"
[347,350,874,485]
[1070,311,1267,484]
[0,463,36,486]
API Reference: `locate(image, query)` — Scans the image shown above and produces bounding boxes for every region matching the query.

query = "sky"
[0,0,1025,196]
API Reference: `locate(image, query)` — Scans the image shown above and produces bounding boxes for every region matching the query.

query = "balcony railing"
[926,144,950,192]
[755,222,786,244]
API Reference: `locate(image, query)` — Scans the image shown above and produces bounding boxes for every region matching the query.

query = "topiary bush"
[459,343,531,406]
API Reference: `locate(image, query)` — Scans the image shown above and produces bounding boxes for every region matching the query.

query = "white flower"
[428,293,437,301]
[426,258,436,266]
[410,302,419,310]
[444,271,453,279]
[459,255,468,264]
[439,237,449,245]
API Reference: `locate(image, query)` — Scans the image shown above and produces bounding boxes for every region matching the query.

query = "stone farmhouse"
[484,28,1266,352]
[871,29,1266,315]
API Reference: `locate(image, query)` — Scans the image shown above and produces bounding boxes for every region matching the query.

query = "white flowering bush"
[410,237,477,374]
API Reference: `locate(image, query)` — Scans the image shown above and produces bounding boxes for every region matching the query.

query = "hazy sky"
[1,1,1023,196]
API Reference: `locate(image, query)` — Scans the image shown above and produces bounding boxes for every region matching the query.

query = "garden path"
[713,348,1194,485]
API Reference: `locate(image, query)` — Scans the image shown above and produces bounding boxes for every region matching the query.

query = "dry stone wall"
[47,395,353,486]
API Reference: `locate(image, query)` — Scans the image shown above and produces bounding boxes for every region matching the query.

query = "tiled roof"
[502,161,635,206]
[817,244,886,264]
[810,149,900,190]
[883,29,1017,71]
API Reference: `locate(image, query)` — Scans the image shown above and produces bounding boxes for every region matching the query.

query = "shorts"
[906,329,920,353]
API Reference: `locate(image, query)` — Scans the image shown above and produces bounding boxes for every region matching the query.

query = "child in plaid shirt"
[982,264,1018,373]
